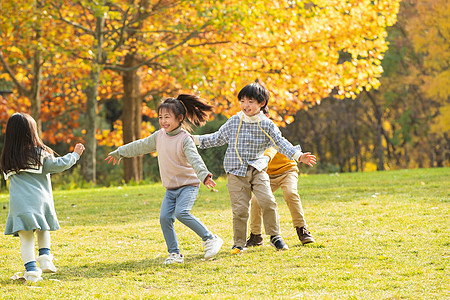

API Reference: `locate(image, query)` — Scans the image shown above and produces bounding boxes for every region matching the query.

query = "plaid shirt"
[198,112,302,177]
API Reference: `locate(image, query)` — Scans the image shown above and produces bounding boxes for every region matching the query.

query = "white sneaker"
[163,253,184,264]
[203,234,223,260]
[24,268,43,282]
[37,254,57,273]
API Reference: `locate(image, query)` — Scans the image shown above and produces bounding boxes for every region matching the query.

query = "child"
[1,113,85,283]
[246,147,316,247]
[194,82,316,253]
[105,94,223,264]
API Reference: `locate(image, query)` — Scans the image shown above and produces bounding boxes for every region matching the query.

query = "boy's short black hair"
[237,83,270,105]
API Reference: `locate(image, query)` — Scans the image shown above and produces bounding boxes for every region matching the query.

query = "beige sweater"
[111,127,211,189]
[155,129,201,189]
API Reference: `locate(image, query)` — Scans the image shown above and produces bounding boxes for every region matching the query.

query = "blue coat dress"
[4,151,80,235]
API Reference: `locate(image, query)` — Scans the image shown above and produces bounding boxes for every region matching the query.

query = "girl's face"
[239,97,265,117]
[159,108,182,132]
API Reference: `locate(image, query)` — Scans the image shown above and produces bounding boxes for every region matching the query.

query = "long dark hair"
[158,94,214,132]
[0,113,54,174]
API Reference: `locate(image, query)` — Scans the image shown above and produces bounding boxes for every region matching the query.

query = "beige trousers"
[250,168,306,235]
[227,166,281,247]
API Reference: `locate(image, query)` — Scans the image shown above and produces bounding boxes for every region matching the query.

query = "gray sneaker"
[296,226,315,245]
[269,235,289,250]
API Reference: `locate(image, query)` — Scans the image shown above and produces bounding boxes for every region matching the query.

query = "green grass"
[0,168,448,299]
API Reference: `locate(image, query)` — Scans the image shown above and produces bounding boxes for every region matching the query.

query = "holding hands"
[299,152,317,167]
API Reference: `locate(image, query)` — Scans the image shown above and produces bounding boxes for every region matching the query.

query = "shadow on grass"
[0,252,232,286]
[292,242,326,249]
[54,253,229,281]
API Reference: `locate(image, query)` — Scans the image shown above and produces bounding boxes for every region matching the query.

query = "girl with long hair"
[1,113,84,282]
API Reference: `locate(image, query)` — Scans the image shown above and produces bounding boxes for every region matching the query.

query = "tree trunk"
[134,89,143,179]
[28,1,43,135]
[82,16,105,183]
[365,90,385,171]
[122,53,143,183]
[84,70,99,183]
[30,44,42,136]
[119,0,150,183]
[353,137,360,172]
[374,119,385,170]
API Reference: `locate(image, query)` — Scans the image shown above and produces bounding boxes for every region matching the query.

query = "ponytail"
[158,94,214,132]
[176,94,214,127]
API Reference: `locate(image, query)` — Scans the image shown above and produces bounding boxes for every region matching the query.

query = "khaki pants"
[250,168,306,235]
[227,166,281,248]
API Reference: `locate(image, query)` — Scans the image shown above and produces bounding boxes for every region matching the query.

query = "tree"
[374,0,449,168]
[103,0,401,180]
[0,1,47,134]
[282,0,449,171]
[0,0,86,148]
[51,0,128,183]
[185,1,400,120]
[406,0,450,166]
[51,0,237,182]
[2,0,402,183]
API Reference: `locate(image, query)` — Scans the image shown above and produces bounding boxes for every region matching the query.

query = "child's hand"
[299,152,317,167]
[74,143,85,156]
[105,149,122,165]
[204,174,216,189]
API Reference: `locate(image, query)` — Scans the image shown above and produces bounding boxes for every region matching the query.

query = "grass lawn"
[0,167,448,299]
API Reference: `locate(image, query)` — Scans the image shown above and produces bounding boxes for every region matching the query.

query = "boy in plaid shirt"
[194,83,316,253]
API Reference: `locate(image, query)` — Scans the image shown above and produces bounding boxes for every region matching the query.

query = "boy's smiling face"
[239,97,265,117]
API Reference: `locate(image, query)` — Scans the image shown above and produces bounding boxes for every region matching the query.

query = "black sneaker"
[245,233,263,247]
[269,235,289,250]
[296,226,315,245]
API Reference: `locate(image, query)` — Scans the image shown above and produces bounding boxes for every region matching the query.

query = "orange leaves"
[96,117,156,147]
[176,0,401,124]
[142,104,157,119]
[284,115,294,125]
[1,0,402,149]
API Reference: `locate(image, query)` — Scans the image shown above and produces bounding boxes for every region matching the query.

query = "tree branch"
[126,0,181,27]
[111,7,131,52]
[0,50,29,95]
[188,41,231,47]
[105,23,208,72]
[50,2,95,35]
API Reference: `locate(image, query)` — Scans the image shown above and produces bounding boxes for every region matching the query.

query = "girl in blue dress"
[1,113,84,282]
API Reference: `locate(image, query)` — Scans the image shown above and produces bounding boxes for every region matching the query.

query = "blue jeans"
[160,185,214,254]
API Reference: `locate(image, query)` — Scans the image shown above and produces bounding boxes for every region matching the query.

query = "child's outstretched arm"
[298,152,317,167]
[184,137,216,189]
[105,132,158,166]
[193,117,232,148]
[105,146,124,165]
[105,150,121,165]
[43,143,84,174]
[203,174,216,189]
[74,143,85,156]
